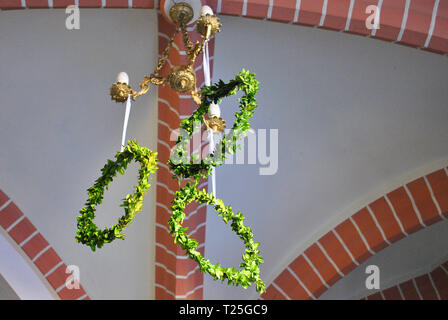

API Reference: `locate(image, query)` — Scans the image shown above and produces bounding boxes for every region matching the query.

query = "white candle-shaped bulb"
[209,102,221,118]
[200,5,214,16]
[116,72,129,84]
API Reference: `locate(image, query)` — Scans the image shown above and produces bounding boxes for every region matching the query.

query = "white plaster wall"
[2,9,448,301]
[0,9,158,299]
[204,16,448,299]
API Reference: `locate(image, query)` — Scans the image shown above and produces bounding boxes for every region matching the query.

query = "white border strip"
[345,0,355,31]
[424,0,440,48]
[319,0,328,27]
[332,229,359,266]
[384,195,408,236]
[316,242,344,278]
[404,184,426,227]
[396,0,411,42]
[293,0,301,24]
[423,176,445,220]
[366,205,391,245]
[302,253,330,289]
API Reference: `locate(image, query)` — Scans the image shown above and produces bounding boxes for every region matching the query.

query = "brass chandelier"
[109,2,221,108]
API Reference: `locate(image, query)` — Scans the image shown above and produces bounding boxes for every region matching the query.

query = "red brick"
[415,274,438,300]
[318,231,356,275]
[407,178,441,226]
[347,0,379,36]
[399,280,420,300]
[304,243,341,286]
[207,0,219,13]
[22,233,49,260]
[183,207,206,231]
[351,208,388,253]
[34,248,62,275]
[8,218,37,245]
[373,0,407,42]
[156,270,175,298]
[367,292,383,300]
[323,0,351,31]
[270,0,296,23]
[0,202,23,230]
[156,166,178,189]
[155,245,200,277]
[156,265,202,297]
[46,264,68,290]
[184,287,202,300]
[105,0,128,8]
[25,0,49,8]
[0,0,23,9]
[335,219,372,264]
[246,0,269,19]
[57,286,86,300]
[274,269,310,300]
[430,267,448,300]
[289,255,327,298]
[53,0,75,7]
[0,190,9,206]
[262,284,287,300]
[369,197,405,243]
[132,0,154,9]
[387,187,423,234]
[441,261,448,270]
[155,224,179,254]
[157,122,175,147]
[382,286,403,300]
[297,0,325,26]
[158,142,173,164]
[399,0,436,48]
[221,0,244,16]
[78,0,102,7]
[426,169,448,218]
[155,285,174,300]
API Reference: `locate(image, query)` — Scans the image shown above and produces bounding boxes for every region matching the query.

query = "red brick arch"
[1,0,447,55]
[364,260,448,300]
[0,189,89,300]
[262,166,448,300]
[207,0,448,55]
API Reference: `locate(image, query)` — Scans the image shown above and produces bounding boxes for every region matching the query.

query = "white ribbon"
[203,43,217,197]
[120,96,132,152]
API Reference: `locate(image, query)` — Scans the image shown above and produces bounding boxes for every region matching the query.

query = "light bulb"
[209,102,221,118]
[116,72,129,85]
[200,5,213,16]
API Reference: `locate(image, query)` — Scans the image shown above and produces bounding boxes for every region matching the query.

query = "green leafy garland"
[168,70,266,293]
[76,140,158,251]
[168,69,259,180]
[75,70,266,293]
[170,182,266,293]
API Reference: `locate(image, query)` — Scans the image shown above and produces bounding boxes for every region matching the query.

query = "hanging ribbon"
[202,42,217,197]
[120,95,132,152]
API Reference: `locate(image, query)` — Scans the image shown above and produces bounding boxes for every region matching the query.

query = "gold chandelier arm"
[153,27,180,78]
[180,24,195,55]
[131,76,151,99]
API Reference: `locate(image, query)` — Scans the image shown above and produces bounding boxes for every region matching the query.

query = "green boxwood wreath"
[170,182,266,293]
[168,70,266,293]
[76,140,158,251]
[168,69,260,180]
